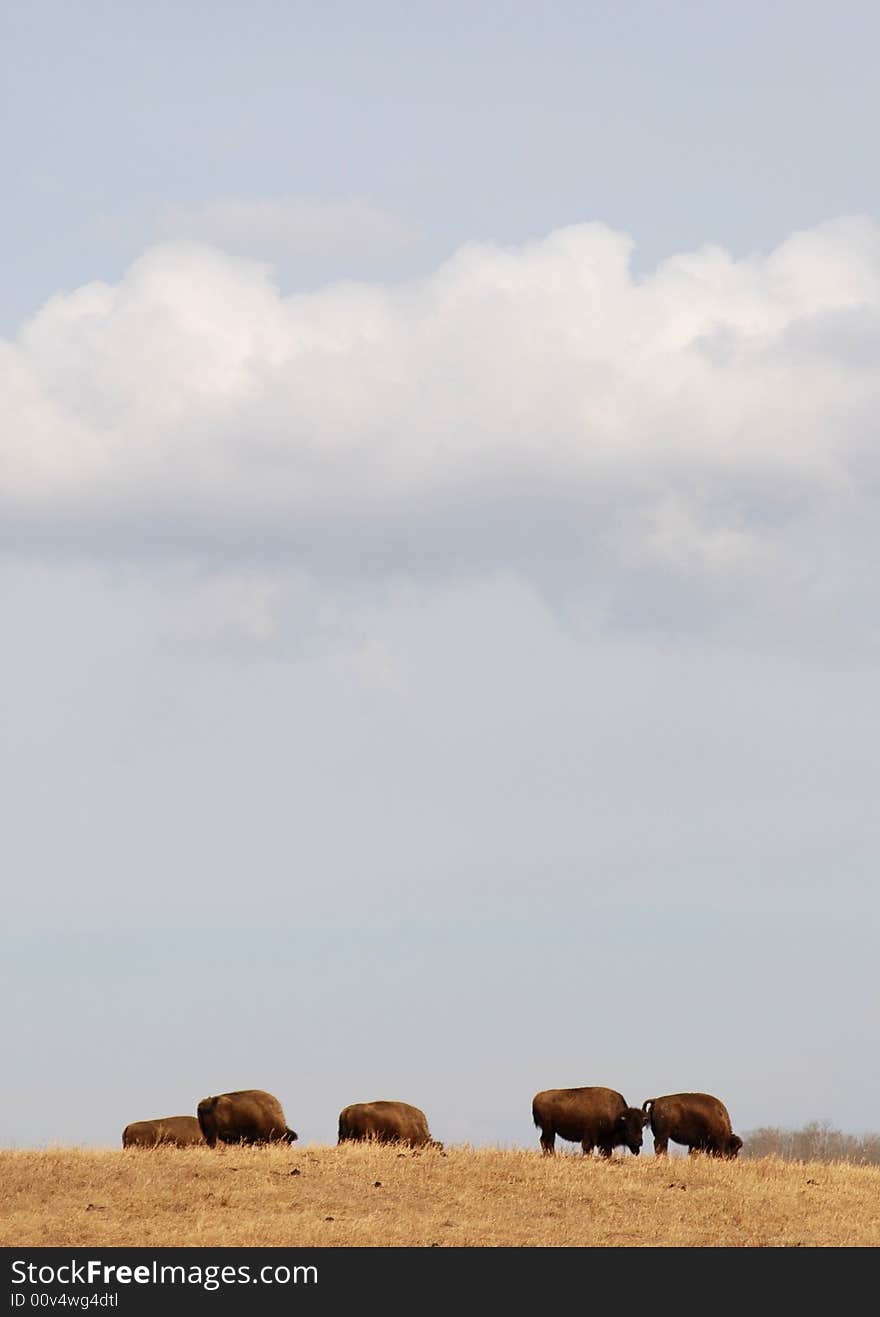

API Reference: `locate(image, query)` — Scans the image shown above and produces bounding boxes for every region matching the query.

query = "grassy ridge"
[2,1144,879,1247]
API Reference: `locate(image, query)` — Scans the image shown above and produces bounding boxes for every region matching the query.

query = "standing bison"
[197,1089,298,1147]
[532,1086,647,1157]
[337,1100,442,1148]
[122,1115,204,1148]
[642,1092,743,1158]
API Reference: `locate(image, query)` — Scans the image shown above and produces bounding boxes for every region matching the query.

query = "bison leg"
[539,1129,556,1155]
[653,1135,669,1156]
[597,1141,613,1158]
[581,1139,596,1156]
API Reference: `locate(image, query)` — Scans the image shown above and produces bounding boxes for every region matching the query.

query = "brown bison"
[122,1115,205,1148]
[642,1092,743,1158]
[337,1100,443,1148]
[532,1086,647,1157]
[197,1089,298,1147]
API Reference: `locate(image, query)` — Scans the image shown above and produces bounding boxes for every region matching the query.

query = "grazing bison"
[197,1089,298,1147]
[122,1115,205,1148]
[642,1092,743,1158]
[337,1100,442,1148]
[532,1086,647,1157]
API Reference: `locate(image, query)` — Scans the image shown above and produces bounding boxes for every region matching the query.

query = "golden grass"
[2,1144,878,1247]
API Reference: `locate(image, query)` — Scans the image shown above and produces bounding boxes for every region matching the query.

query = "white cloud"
[4,216,880,645]
[154,196,419,263]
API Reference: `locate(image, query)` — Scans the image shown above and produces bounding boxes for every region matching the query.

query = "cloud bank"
[4,216,880,642]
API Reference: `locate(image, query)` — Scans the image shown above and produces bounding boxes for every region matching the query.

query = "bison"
[122,1115,205,1148]
[532,1086,647,1157]
[642,1092,743,1158]
[337,1100,443,1148]
[196,1089,298,1147]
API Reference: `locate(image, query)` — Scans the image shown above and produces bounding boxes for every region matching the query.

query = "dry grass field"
[2,1143,878,1247]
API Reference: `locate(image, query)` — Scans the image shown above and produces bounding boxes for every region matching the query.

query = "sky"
[2,1,879,1151]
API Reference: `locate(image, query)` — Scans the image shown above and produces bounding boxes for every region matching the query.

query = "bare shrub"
[742,1121,880,1165]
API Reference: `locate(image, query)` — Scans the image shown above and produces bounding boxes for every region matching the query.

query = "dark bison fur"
[122,1115,204,1148]
[197,1089,297,1147]
[337,1100,442,1148]
[641,1092,742,1158]
[532,1086,647,1157]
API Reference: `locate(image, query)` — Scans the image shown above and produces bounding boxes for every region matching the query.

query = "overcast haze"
[3,2,879,1150]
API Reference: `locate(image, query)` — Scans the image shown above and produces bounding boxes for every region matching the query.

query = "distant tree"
[742,1121,880,1165]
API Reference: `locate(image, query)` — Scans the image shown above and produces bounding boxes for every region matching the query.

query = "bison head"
[725,1134,744,1159]
[617,1107,646,1155]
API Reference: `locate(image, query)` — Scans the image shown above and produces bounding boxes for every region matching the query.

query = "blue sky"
[5,1,880,329]
[2,1,879,1149]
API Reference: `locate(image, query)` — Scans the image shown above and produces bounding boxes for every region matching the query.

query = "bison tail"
[642,1099,655,1116]
[284,1127,298,1143]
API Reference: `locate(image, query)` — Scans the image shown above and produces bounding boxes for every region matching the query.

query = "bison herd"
[532,1087,743,1159]
[121,1090,441,1151]
[122,1085,742,1160]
